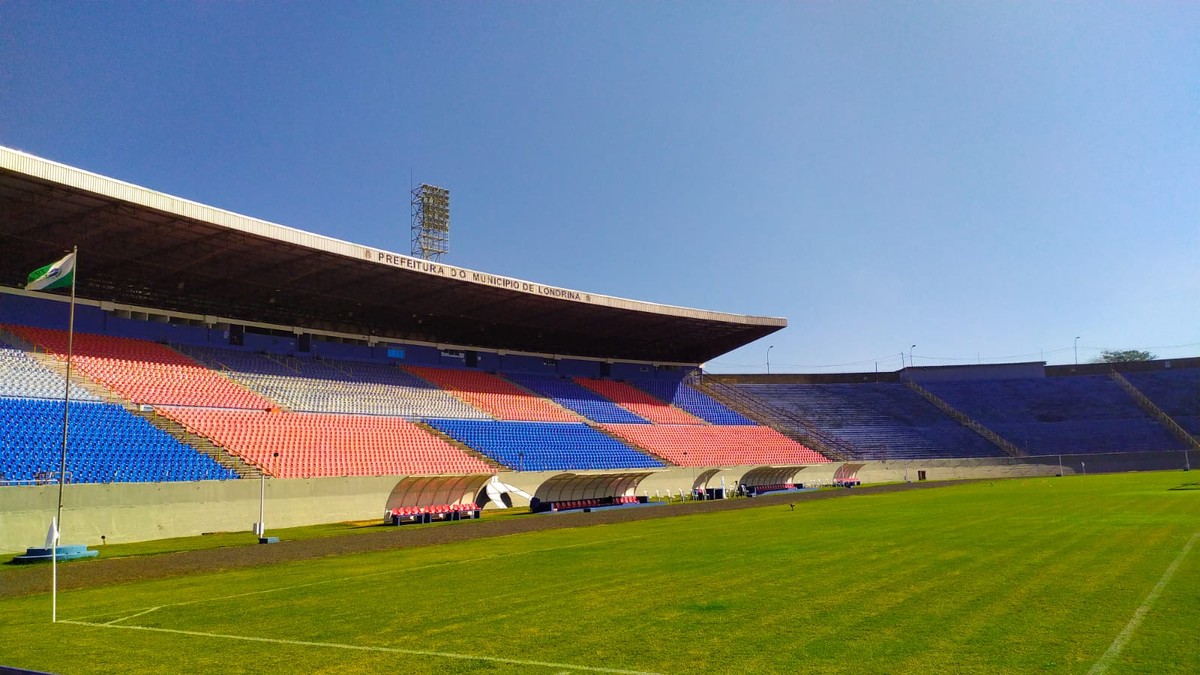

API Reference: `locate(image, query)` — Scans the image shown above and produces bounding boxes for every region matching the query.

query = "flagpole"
[52,245,77,623]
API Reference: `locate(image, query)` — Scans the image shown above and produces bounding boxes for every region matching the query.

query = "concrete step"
[132,409,262,479]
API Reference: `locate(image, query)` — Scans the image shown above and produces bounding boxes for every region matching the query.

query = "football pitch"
[2,472,1197,674]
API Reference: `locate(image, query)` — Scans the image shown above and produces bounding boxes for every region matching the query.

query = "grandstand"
[730,381,1004,460]
[712,361,1200,463]
[1,145,1197,552]
[922,374,1184,455]
[1125,368,1200,434]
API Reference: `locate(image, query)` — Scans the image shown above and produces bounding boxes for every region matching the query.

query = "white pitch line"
[61,620,662,675]
[1087,530,1199,675]
[74,534,648,624]
[105,606,162,625]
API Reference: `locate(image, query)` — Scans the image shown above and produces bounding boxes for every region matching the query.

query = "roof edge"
[0,145,786,329]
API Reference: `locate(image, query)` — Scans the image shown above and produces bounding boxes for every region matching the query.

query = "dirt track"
[0,482,943,599]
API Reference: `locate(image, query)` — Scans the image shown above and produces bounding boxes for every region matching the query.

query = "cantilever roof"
[0,146,784,363]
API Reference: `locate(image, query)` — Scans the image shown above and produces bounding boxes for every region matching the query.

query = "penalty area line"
[1087,530,1199,675]
[60,620,662,675]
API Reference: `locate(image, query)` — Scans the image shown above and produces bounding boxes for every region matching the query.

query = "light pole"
[684,450,694,496]
[909,344,917,369]
[1074,336,1081,365]
[257,452,279,539]
[766,345,775,375]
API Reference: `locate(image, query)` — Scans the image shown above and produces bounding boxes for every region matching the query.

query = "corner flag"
[26,252,76,291]
[45,517,59,549]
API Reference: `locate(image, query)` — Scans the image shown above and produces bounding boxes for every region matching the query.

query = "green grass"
[1,521,378,566]
[1,472,1197,673]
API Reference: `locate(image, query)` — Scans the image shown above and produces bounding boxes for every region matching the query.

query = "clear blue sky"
[2,2,1196,372]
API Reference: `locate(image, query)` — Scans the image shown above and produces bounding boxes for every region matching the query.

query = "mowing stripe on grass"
[75,534,649,624]
[1087,530,1199,675]
[60,620,662,674]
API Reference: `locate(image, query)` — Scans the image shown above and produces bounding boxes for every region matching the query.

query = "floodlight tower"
[411,184,450,261]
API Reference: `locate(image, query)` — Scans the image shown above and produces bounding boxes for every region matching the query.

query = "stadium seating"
[387,503,480,524]
[0,342,100,401]
[158,407,496,478]
[1126,368,1200,434]
[556,498,602,511]
[735,382,1005,460]
[503,373,649,423]
[629,379,754,425]
[0,398,237,483]
[425,419,665,471]
[181,346,489,419]
[601,424,829,466]
[405,366,580,421]
[747,483,797,495]
[924,376,1185,455]
[8,326,274,410]
[574,378,704,424]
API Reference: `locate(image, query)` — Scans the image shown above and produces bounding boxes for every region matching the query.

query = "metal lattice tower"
[411,184,449,261]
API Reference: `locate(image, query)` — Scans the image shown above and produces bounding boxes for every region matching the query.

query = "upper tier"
[0,145,784,363]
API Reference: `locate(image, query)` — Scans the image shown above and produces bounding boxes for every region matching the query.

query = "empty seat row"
[504,373,650,424]
[737,382,1004,460]
[556,498,604,511]
[8,325,274,410]
[405,366,581,422]
[601,424,830,466]
[926,376,1185,455]
[574,378,705,425]
[0,397,237,484]
[0,344,102,401]
[425,419,664,471]
[158,407,496,478]
[389,503,476,517]
[629,378,754,425]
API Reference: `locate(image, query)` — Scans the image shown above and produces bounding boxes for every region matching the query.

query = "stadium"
[1,146,1198,673]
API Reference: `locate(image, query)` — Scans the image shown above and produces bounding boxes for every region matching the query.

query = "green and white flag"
[26,252,75,291]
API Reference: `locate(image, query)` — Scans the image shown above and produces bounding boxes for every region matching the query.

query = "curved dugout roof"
[532,472,656,503]
[0,147,785,364]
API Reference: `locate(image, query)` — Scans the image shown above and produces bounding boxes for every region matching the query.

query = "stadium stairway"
[587,422,667,465]
[404,366,582,422]
[0,327,127,407]
[690,375,850,461]
[410,420,504,472]
[574,377,703,424]
[170,343,293,412]
[902,380,1026,458]
[1111,371,1200,454]
[130,408,263,479]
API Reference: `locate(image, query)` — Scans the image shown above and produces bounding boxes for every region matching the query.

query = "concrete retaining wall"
[2,450,1192,553]
[0,476,399,553]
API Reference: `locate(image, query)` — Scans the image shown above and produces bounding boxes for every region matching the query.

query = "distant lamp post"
[1074,337,1081,365]
[257,452,280,539]
[909,344,917,369]
[766,345,775,375]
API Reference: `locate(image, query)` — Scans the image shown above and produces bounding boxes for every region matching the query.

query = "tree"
[1093,349,1156,363]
